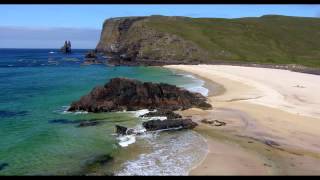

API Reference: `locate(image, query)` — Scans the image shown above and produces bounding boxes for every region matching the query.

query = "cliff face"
[96,16,208,65]
[96,15,320,67]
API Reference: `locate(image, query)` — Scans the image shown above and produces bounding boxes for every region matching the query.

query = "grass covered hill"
[96,15,320,67]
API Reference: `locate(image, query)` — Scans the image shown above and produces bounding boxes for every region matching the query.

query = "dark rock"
[0,110,28,118]
[115,125,127,135]
[142,119,198,131]
[83,51,102,65]
[141,110,182,119]
[85,51,97,59]
[61,40,72,54]
[201,119,226,126]
[201,119,213,124]
[68,78,212,113]
[0,163,8,171]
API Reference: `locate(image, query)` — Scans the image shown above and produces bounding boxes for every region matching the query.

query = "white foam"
[186,86,209,97]
[49,51,55,54]
[116,131,208,176]
[130,109,156,117]
[118,135,136,147]
[177,73,209,97]
[55,106,89,115]
[148,116,167,121]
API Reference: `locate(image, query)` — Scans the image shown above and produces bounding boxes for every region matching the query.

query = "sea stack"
[61,40,72,54]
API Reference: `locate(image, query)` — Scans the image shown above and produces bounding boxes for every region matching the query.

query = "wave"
[54,106,88,115]
[176,73,209,96]
[117,135,136,147]
[116,130,208,175]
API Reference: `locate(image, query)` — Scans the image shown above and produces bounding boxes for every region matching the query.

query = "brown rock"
[68,78,212,112]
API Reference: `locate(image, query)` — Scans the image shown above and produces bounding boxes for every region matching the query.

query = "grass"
[144,15,320,67]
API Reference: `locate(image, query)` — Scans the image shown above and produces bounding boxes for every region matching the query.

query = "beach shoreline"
[165,65,320,175]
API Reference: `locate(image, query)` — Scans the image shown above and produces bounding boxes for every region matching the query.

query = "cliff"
[96,15,320,67]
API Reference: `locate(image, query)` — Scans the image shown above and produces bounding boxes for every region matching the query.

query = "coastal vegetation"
[96,15,320,67]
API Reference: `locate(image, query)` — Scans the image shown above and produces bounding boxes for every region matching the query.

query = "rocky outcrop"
[96,16,208,66]
[82,51,102,65]
[61,40,72,54]
[68,78,212,112]
[142,119,197,131]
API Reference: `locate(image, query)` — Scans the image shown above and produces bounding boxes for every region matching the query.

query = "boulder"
[68,78,212,113]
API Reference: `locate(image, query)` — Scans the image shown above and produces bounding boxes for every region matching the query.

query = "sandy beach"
[165,65,320,175]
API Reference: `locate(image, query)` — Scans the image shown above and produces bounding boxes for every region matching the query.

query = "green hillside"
[144,15,320,67]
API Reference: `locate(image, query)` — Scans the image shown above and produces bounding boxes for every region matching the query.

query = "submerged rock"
[49,118,105,127]
[48,119,78,124]
[0,110,28,118]
[68,78,212,113]
[76,120,102,127]
[81,154,114,175]
[0,163,9,171]
[142,119,198,131]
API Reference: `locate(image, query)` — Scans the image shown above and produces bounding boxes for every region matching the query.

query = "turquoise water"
[0,49,206,175]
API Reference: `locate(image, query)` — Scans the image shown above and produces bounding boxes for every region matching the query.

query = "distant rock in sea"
[61,40,72,54]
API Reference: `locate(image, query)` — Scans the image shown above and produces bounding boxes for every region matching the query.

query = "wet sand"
[165,65,320,175]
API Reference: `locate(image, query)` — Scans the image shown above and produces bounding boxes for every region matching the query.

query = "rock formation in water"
[68,78,212,112]
[142,119,197,131]
[61,40,72,54]
[83,50,102,65]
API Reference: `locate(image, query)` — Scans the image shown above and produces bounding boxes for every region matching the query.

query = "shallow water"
[0,49,209,175]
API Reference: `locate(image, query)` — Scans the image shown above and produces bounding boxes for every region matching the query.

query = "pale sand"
[165,65,320,175]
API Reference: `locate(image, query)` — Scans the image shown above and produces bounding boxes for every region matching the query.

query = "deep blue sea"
[0,49,208,175]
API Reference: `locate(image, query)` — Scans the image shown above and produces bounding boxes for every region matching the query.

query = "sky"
[0,5,319,49]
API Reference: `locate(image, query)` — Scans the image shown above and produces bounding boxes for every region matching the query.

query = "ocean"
[0,49,208,175]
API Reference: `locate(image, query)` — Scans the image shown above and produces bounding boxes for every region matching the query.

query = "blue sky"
[0,5,319,48]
